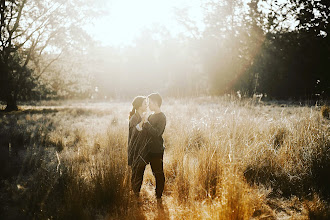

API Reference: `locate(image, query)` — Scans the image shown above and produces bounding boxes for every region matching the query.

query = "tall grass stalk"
[0,98,329,219]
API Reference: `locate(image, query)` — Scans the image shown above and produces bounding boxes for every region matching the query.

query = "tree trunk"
[5,93,18,111]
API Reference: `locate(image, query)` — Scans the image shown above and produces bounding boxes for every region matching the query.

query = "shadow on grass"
[0,112,132,219]
[0,108,59,115]
[0,107,112,117]
[244,144,330,201]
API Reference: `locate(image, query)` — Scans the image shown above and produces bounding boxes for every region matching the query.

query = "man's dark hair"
[148,93,162,107]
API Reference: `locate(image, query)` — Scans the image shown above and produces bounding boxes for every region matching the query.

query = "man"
[134,93,166,200]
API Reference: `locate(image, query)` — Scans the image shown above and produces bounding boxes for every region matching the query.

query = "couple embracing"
[128,93,166,201]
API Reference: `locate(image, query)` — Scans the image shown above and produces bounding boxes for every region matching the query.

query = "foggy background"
[1,0,329,110]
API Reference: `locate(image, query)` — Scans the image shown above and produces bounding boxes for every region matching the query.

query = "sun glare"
[87,0,204,46]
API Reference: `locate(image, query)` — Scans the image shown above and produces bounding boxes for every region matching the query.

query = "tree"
[0,0,102,111]
[292,0,330,98]
[174,0,266,95]
[246,0,330,99]
[203,0,330,99]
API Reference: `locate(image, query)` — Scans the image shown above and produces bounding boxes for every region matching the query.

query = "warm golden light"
[88,0,204,46]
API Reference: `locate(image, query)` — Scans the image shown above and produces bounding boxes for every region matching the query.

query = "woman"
[128,96,149,195]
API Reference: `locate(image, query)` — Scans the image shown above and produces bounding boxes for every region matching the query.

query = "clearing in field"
[0,97,329,219]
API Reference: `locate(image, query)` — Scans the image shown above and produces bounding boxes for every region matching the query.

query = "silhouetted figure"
[128,93,166,200]
[128,96,149,194]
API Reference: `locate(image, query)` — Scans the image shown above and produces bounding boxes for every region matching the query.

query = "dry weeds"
[0,97,329,219]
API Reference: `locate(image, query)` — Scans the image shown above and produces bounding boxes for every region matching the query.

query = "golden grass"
[0,97,329,219]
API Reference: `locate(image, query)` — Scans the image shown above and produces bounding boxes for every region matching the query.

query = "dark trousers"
[131,153,165,198]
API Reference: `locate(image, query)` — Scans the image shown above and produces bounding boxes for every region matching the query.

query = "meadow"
[0,97,329,219]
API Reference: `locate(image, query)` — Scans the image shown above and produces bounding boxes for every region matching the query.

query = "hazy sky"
[87,0,204,46]
[86,0,293,47]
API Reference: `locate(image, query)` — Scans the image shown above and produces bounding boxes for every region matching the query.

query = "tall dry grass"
[0,98,329,219]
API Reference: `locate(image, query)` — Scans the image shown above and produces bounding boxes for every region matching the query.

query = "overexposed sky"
[86,0,204,46]
[86,0,296,46]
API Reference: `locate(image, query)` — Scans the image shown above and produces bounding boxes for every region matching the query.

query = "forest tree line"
[88,0,330,100]
[1,0,329,110]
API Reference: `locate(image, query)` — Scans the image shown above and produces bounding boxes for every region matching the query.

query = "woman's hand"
[143,113,149,122]
[143,116,148,123]
[138,120,144,128]
[138,115,148,128]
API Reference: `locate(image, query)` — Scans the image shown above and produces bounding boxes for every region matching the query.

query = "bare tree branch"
[35,51,63,81]
[8,0,26,35]
[0,0,6,49]
[12,2,61,40]
[15,17,51,50]
[6,1,15,30]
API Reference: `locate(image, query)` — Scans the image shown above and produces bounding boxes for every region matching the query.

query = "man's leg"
[131,160,147,195]
[150,154,165,199]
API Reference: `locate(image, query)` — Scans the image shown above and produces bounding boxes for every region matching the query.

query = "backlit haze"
[87,0,205,46]
[77,0,301,99]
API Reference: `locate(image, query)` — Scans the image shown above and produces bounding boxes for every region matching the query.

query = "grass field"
[0,97,329,219]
